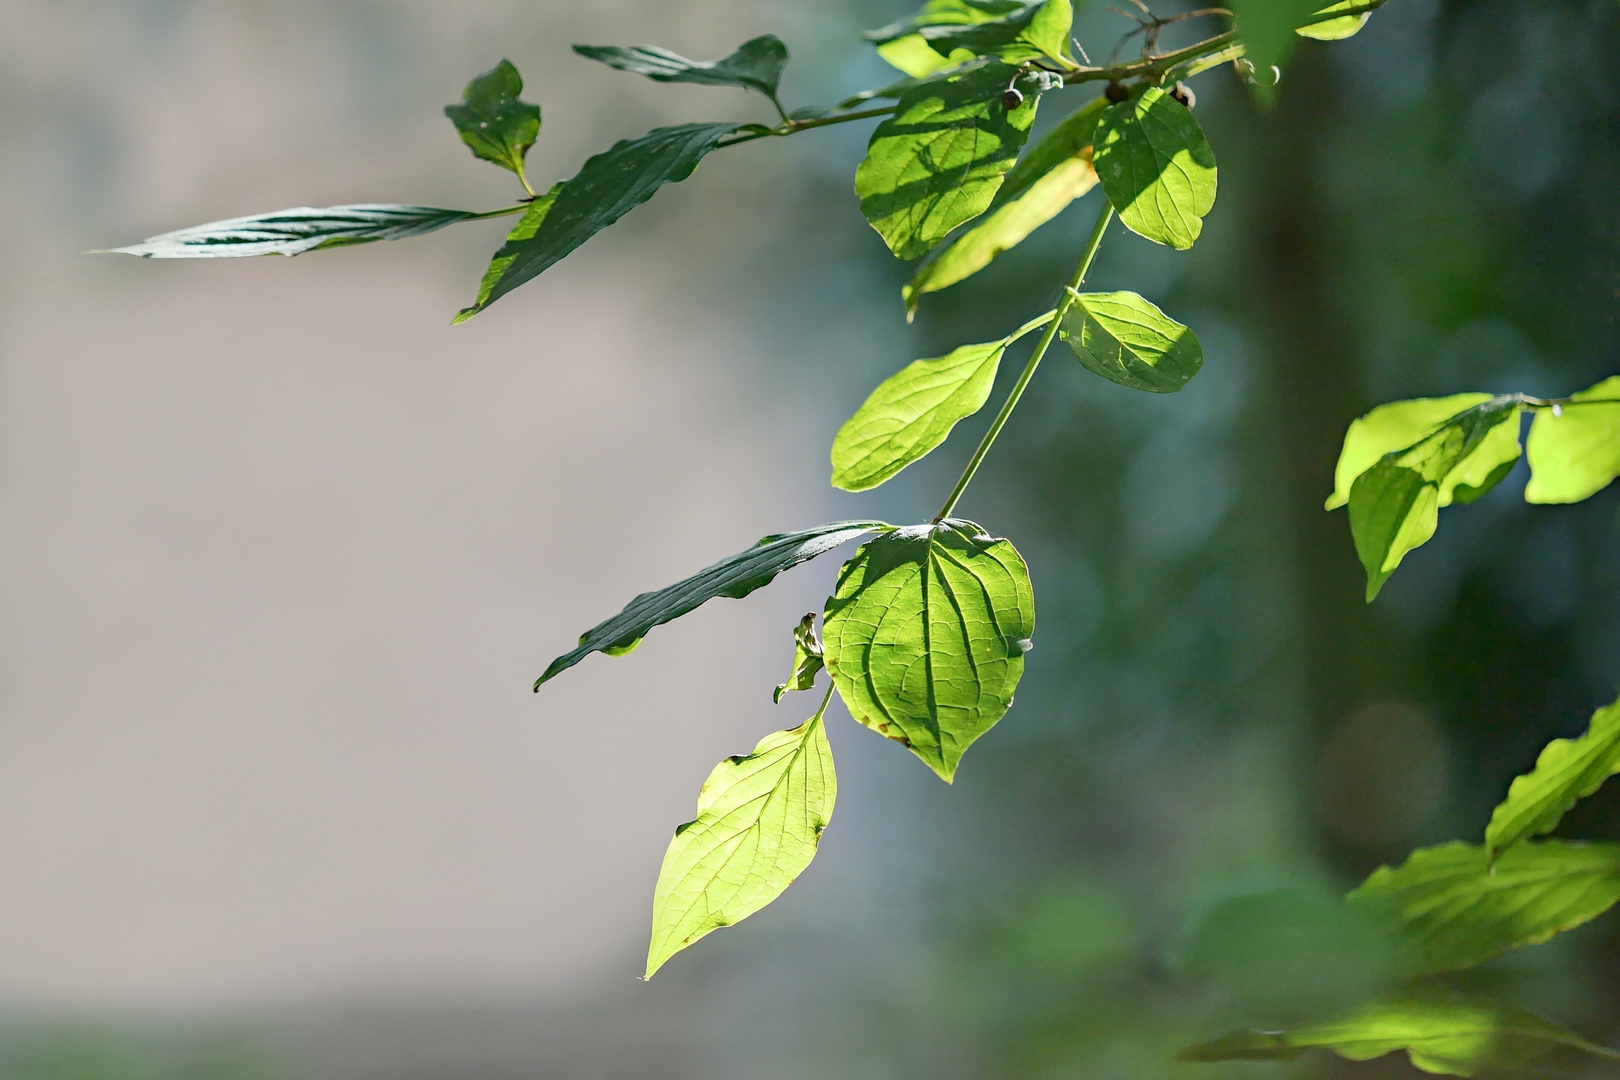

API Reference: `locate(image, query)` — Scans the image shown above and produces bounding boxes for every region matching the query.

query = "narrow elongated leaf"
[536,521,888,688]
[458,122,740,319]
[445,60,541,181]
[645,707,836,978]
[1180,990,1596,1077]
[1325,394,1495,510]
[1298,1,1374,39]
[823,519,1034,781]
[1347,840,1620,977]
[102,204,486,259]
[1092,86,1216,250]
[855,63,1037,260]
[1348,397,1521,600]
[773,613,825,703]
[573,35,789,99]
[1487,693,1620,861]
[1060,290,1203,393]
[1525,376,1620,504]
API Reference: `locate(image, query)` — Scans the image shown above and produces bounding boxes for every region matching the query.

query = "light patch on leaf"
[1092,86,1216,250]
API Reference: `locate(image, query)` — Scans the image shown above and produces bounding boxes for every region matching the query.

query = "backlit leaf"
[102,204,487,259]
[822,520,1034,782]
[1487,693,1620,862]
[773,614,825,704]
[1347,840,1620,977]
[1297,1,1373,41]
[1180,989,1594,1077]
[536,520,889,688]
[455,182,563,321]
[913,0,1071,64]
[1525,376,1620,504]
[457,122,740,319]
[645,705,836,977]
[1060,290,1203,393]
[445,60,542,182]
[573,35,789,99]
[855,63,1037,260]
[1325,394,1496,510]
[1093,86,1216,250]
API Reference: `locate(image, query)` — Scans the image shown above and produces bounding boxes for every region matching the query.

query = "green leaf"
[1347,397,1521,601]
[1525,377,1620,504]
[454,183,563,322]
[456,122,740,319]
[573,35,789,99]
[100,204,488,259]
[1229,0,1318,73]
[913,0,1072,64]
[1092,86,1217,250]
[1325,394,1497,510]
[444,60,542,183]
[1059,290,1203,393]
[645,704,836,978]
[903,99,1105,315]
[1179,989,1598,1077]
[855,63,1038,261]
[1297,1,1373,40]
[822,520,1034,782]
[1487,693,1620,862]
[1346,840,1620,977]
[864,0,1028,46]
[535,521,889,688]
[773,614,825,703]
[876,37,977,78]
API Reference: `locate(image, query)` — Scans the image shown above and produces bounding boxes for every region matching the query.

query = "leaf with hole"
[573,35,789,99]
[822,520,1033,782]
[101,204,491,259]
[1060,291,1203,393]
[1487,693,1620,862]
[773,614,825,703]
[645,706,836,978]
[1093,86,1216,250]
[445,60,542,184]
[1525,377,1620,504]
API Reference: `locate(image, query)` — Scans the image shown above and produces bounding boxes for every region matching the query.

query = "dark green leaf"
[1525,376,1620,504]
[457,122,741,320]
[444,60,542,182]
[823,520,1034,782]
[1092,86,1216,250]
[855,63,1038,260]
[1347,840,1620,977]
[773,613,825,703]
[1488,693,1620,862]
[101,204,487,259]
[1060,290,1203,393]
[646,705,835,978]
[573,35,789,99]
[536,520,888,688]
[455,182,563,322]
[1180,989,1598,1077]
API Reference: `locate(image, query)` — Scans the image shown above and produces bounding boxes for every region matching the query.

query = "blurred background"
[0,0,1614,1076]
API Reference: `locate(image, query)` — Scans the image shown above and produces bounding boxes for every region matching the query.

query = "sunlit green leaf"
[457,122,740,319]
[1487,693,1620,862]
[1347,397,1520,601]
[1060,290,1203,393]
[823,520,1034,782]
[536,520,889,688]
[645,705,836,978]
[101,204,489,259]
[903,99,1104,315]
[865,0,1027,47]
[1325,394,1497,510]
[1297,1,1373,40]
[455,183,563,320]
[1092,87,1216,250]
[444,60,542,183]
[573,35,789,99]
[1180,989,1597,1077]
[1347,840,1620,977]
[855,63,1037,260]
[877,37,977,78]
[773,614,825,703]
[1525,377,1620,504]
[911,0,1071,64]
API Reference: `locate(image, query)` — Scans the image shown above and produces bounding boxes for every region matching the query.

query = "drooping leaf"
[1228,0,1318,73]
[855,63,1038,261]
[1092,86,1217,250]
[645,706,836,978]
[444,60,542,184]
[1347,396,1521,601]
[1525,377,1620,504]
[455,182,563,321]
[1346,840,1620,977]
[101,204,489,259]
[1060,290,1203,393]
[536,520,889,688]
[457,122,741,319]
[822,520,1034,782]
[1325,394,1496,510]
[903,99,1105,315]
[573,35,789,99]
[773,614,825,703]
[1297,1,1374,40]
[1179,989,1597,1077]
[1487,693,1620,862]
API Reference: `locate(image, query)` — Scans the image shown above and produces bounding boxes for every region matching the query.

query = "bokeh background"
[0,0,1615,1076]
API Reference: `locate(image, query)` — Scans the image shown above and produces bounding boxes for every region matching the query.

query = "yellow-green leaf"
[1092,86,1216,250]
[1060,290,1203,393]
[1487,692,1620,861]
[1297,1,1373,40]
[1524,376,1620,504]
[773,614,825,703]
